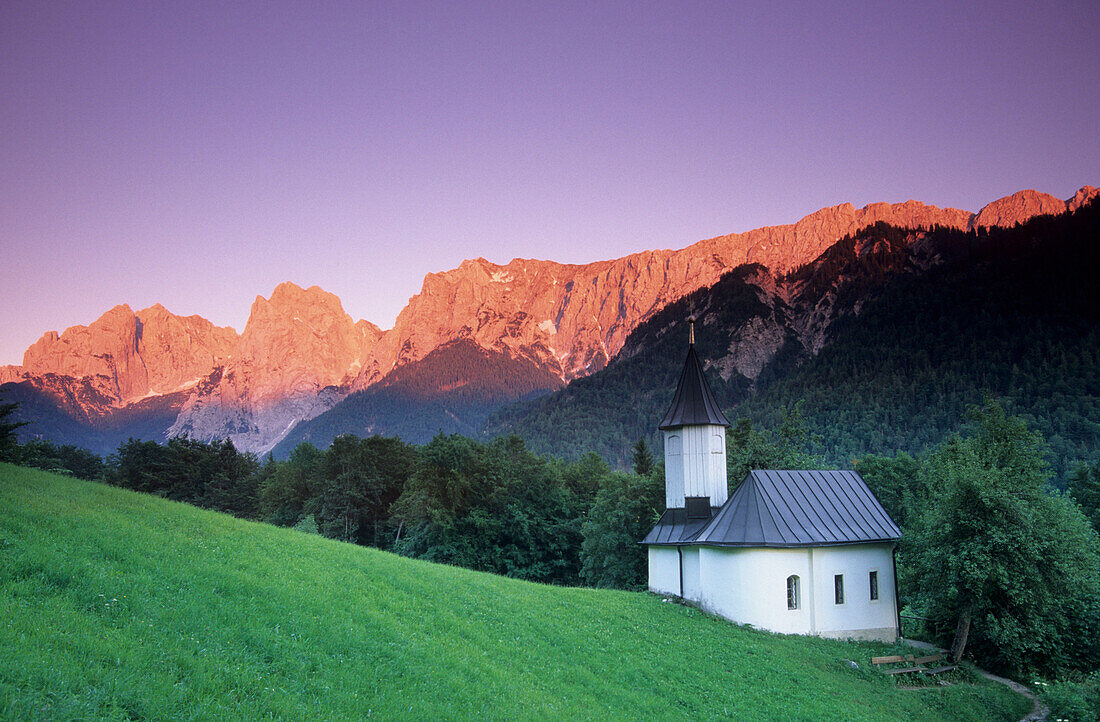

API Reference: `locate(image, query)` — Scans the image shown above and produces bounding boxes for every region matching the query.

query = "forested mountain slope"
[490,201,1100,481]
[271,339,563,455]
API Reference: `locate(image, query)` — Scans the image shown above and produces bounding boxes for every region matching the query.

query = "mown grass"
[0,464,1029,720]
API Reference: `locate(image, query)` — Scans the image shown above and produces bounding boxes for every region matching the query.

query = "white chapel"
[641,322,902,642]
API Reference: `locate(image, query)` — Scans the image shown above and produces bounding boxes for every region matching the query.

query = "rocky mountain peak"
[19,303,144,401]
[971,186,1098,229]
[10,302,237,405]
[133,304,238,395]
[1068,185,1099,211]
[168,282,380,453]
[972,189,1067,229]
[230,283,371,395]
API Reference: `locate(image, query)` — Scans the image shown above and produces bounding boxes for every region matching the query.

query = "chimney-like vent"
[685,496,711,520]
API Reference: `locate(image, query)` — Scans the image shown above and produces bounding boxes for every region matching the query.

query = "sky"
[2,0,1098,365]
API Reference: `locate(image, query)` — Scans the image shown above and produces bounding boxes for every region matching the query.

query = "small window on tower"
[869,570,879,601]
[787,575,800,610]
[668,435,682,456]
[834,574,845,605]
[685,497,711,519]
[711,432,724,453]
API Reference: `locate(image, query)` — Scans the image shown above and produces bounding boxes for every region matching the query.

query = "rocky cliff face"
[972,187,1098,228]
[1,304,238,405]
[361,188,1098,386]
[6,185,1096,454]
[167,282,381,452]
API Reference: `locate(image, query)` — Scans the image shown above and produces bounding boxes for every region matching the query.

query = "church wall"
[811,543,897,643]
[681,547,701,601]
[693,543,898,641]
[648,546,681,596]
[697,546,813,635]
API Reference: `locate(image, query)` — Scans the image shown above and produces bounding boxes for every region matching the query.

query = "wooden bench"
[872,653,957,676]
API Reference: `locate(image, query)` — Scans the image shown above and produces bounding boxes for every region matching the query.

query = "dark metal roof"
[693,470,901,547]
[641,507,721,545]
[658,344,730,430]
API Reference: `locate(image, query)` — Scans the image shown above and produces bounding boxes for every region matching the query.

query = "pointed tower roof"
[658,318,730,430]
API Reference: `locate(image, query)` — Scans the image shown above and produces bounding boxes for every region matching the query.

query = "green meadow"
[0,464,1029,720]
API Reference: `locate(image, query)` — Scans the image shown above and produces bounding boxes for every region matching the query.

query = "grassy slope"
[0,465,1028,721]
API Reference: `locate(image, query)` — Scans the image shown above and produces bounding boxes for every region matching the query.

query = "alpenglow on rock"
[4,185,1096,453]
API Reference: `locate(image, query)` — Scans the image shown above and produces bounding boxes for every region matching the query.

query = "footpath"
[899,639,1048,722]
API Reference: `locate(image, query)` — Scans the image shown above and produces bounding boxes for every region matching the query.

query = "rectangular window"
[869,571,879,601]
[685,496,711,520]
[834,574,845,605]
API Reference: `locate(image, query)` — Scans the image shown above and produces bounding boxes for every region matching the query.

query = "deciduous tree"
[906,402,1100,676]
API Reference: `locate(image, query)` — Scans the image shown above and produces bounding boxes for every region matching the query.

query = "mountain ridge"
[4,185,1095,453]
[489,198,1100,478]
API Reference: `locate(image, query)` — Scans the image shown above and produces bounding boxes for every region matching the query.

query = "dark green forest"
[491,201,1100,484]
[742,205,1100,484]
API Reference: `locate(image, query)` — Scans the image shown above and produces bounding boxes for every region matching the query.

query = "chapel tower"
[658,316,730,513]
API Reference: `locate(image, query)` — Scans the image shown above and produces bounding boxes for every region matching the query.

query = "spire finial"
[688,314,696,345]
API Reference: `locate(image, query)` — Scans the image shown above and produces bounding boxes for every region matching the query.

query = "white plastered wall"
[694,543,898,642]
[810,543,898,642]
[648,546,681,596]
[681,547,701,600]
[697,546,813,635]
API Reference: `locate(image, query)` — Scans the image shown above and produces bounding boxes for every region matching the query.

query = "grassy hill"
[0,465,1029,720]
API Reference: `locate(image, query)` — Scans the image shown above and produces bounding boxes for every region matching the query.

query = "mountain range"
[489,197,1100,483]
[3,185,1096,457]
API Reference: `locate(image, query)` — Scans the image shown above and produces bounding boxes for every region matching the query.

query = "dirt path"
[975,669,1048,722]
[898,639,1047,722]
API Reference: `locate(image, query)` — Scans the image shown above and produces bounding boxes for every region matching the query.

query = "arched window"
[667,435,682,456]
[711,431,724,453]
[787,575,800,610]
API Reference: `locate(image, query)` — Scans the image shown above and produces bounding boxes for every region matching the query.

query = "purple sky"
[2,1,1098,365]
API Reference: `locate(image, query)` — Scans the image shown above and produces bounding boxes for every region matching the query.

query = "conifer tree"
[631,438,654,476]
[0,395,27,462]
[1069,461,1100,533]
